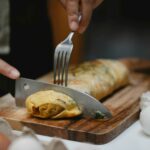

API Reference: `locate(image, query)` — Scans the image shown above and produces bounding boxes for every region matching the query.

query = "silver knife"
[0,75,112,119]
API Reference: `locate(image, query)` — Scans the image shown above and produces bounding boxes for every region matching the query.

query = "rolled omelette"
[26,59,129,119]
[26,90,81,119]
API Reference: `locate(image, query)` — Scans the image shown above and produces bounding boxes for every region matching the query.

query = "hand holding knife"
[0,75,112,119]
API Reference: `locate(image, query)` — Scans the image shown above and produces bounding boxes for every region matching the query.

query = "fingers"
[78,0,93,33]
[66,0,80,31]
[59,0,104,33]
[0,59,20,79]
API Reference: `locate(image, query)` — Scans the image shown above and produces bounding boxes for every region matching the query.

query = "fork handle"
[68,15,82,42]
[68,32,74,43]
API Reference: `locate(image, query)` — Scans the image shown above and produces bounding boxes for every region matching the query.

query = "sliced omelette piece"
[26,90,82,119]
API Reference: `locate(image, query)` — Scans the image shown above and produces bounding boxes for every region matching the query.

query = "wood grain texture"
[0,58,150,144]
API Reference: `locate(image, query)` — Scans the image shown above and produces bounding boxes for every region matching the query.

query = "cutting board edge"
[66,107,140,144]
[1,106,140,144]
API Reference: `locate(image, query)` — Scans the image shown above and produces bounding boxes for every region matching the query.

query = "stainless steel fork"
[53,31,75,86]
[53,16,81,86]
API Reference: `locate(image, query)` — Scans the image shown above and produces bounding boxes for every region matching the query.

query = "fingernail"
[9,70,20,79]
[70,21,79,31]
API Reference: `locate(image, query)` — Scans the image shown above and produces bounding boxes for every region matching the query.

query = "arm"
[59,0,104,33]
[0,59,20,79]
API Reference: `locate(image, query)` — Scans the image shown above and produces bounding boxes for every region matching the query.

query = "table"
[13,120,150,150]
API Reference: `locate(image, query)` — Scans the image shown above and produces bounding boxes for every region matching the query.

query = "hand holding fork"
[53,16,81,86]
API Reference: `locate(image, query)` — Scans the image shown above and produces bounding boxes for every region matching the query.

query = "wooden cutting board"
[0,58,150,144]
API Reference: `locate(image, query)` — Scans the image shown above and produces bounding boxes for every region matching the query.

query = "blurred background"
[83,0,150,60]
[1,0,150,78]
[50,0,150,62]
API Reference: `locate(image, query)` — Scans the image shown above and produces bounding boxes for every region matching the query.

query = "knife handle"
[0,75,15,96]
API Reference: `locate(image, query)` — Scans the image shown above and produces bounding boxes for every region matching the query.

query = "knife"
[0,75,112,119]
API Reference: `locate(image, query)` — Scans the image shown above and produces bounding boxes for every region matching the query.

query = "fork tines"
[53,33,74,86]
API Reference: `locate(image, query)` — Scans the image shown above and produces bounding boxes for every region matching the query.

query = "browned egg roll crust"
[67,59,129,100]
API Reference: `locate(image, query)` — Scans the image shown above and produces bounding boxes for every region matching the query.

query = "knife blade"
[0,75,112,119]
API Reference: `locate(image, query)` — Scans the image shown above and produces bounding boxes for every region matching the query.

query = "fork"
[53,31,74,86]
[53,16,81,87]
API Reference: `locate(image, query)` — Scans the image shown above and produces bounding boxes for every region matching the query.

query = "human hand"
[0,59,20,79]
[59,0,104,33]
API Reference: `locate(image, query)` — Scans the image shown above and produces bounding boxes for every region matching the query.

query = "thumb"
[0,59,20,79]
